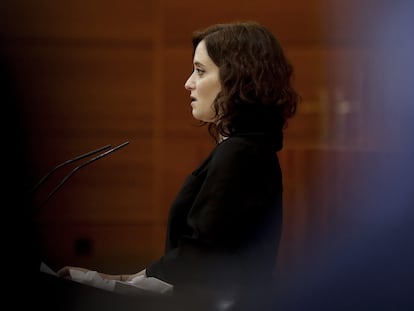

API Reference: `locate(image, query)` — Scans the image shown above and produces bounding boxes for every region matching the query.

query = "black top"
[146,132,283,304]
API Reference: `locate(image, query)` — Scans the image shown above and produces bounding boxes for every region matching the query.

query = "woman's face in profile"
[184,40,221,123]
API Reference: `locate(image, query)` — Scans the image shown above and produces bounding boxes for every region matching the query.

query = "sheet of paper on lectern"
[39,262,173,296]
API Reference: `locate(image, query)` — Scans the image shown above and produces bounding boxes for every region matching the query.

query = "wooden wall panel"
[284,46,366,148]
[3,43,157,224]
[1,0,162,272]
[37,223,164,273]
[163,0,327,46]
[3,45,154,136]
[161,47,194,133]
[1,0,156,41]
[276,148,370,271]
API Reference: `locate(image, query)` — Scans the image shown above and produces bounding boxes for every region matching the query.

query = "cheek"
[204,84,221,102]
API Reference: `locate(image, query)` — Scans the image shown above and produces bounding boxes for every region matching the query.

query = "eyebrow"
[194,61,205,67]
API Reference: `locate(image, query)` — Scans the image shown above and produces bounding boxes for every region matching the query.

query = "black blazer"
[146,132,283,298]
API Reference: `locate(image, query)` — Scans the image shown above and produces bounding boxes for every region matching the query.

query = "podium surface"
[34,272,178,311]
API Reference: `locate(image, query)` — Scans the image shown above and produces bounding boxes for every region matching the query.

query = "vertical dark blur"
[273,1,414,310]
[1,47,39,300]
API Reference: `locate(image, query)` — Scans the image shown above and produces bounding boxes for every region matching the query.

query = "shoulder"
[214,136,257,157]
[211,135,272,169]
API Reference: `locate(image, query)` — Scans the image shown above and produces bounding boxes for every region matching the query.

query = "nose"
[184,73,195,90]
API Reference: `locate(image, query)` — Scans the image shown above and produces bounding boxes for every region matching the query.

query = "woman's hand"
[56,266,89,279]
[124,269,146,281]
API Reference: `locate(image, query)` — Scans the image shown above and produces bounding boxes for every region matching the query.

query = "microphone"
[31,144,112,194]
[32,141,129,211]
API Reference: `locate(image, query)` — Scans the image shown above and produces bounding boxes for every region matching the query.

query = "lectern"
[33,271,231,311]
[34,271,176,311]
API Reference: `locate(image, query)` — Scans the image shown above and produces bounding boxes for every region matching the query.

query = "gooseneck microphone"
[32,141,129,211]
[31,144,112,194]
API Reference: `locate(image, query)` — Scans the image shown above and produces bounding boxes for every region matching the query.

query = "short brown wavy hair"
[192,21,299,146]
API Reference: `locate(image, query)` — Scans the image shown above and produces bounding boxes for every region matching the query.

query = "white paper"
[120,274,173,295]
[39,262,173,296]
[69,269,116,292]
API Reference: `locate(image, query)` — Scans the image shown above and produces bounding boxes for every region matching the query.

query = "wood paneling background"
[1,0,385,275]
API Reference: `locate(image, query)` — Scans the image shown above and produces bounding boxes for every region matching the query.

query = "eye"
[195,67,205,75]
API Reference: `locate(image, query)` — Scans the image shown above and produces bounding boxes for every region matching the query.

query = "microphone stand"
[31,141,129,212]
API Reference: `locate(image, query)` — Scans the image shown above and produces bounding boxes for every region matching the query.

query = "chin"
[191,110,198,120]
[191,111,202,121]
[191,110,214,123]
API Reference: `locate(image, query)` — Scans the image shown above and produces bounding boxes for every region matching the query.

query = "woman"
[58,21,298,309]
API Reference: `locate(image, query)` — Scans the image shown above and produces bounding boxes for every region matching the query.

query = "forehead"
[193,41,215,66]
